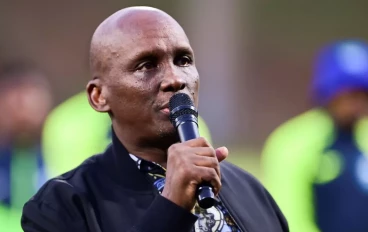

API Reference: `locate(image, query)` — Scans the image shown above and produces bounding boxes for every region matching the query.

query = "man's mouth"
[158,102,170,115]
[160,107,170,115]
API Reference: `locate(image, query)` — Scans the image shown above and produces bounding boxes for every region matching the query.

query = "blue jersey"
[314,127,368,231]
[262,109,368,232]
[0,142,47,232]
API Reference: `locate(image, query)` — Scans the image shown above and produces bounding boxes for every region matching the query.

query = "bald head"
[87,6,199,153]
[90,6,188,78]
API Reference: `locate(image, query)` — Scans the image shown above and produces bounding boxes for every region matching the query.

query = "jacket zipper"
[218,194,247,232]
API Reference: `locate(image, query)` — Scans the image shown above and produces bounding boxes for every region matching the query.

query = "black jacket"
[21,132,288,232]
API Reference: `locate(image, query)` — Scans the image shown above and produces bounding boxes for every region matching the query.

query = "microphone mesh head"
[169,93,194,108]
[169,93,198,124]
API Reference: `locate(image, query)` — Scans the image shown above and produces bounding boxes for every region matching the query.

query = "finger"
[194,166,222,195]
[191,156,220,177]
[192,155,218,167]
[183,137,212,148]
[192,147,216,157]
[190,147,220,177]
[215,146,228,162]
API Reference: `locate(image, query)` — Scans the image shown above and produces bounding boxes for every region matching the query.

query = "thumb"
[215,146,228,162]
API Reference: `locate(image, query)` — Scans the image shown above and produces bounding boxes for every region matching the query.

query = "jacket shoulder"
[21,156,102,232]
[220,160,263,190]
[220,161,289,231]
[29,154,101,206]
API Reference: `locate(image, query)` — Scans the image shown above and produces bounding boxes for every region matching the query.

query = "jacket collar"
[100,127,154,192]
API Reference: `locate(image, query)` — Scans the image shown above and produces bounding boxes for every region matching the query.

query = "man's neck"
[127,146,168,168]
[113,126,170,168]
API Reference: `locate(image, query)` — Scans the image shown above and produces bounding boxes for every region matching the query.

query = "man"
[22,7,288,232]
[262,39,368,232]
[41,91,212,178]
[0,61,52,232]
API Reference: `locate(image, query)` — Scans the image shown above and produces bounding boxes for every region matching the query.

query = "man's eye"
[176,56,192,67]
[136,61,157,71]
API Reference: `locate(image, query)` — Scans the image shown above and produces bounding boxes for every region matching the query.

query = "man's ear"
[86,79,110,113]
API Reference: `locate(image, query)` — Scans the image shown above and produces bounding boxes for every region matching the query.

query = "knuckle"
[186,162,197,174]
[211,157,218,167]
[167,147,174,157]
[217,179,222,188]
[209,169,217,179]
[210,148,216,157]
[168,144,183,157]
[168,144,178,154]
[214,174,221,185]
[199,137,209,146]
[188,167,198,179]
[181,164,190,174]
[217,180,222,189]
[201,169,211,181]
[177,166,190,181]
[217,182,222,192]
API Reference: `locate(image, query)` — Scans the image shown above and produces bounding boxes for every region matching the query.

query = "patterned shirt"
[129,154,241,232]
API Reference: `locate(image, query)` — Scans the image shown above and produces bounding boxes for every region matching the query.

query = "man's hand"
[162,137,228,211]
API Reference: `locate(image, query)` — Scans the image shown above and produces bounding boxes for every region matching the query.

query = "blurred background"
[1,0,368,231]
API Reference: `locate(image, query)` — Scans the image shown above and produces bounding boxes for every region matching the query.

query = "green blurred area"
[227,148,262,182]
[0,207,23,232]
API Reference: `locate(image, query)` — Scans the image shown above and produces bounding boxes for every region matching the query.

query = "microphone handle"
[176,118,216,209]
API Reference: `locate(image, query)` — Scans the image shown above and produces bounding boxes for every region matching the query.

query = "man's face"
[327,89,368,128]
[101,14,199,143]
[0,79,52,137]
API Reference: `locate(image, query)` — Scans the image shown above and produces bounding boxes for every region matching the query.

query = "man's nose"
[159,67,186,92]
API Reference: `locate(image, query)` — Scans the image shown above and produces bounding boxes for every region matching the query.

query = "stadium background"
[1,0,368,230]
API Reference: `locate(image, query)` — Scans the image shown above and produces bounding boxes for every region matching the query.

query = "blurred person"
[0,62,53,231]
[42,91,213,178]
[262,39,368,232]
[21,6,288,232]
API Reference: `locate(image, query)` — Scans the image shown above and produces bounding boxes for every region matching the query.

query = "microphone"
[169,93,216,209]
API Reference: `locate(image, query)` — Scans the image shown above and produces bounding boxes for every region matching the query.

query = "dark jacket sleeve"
[22,200,87,232]
[21,181,197,232]
[133,195,197,232]
[220,161,289,232]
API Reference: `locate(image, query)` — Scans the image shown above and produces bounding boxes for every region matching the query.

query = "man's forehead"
[120,22,188,43]
[117,33,193,62]
[116,11,188,41]
[117,10,175,31]
[90,7,192,71]
[111,14,191,54]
